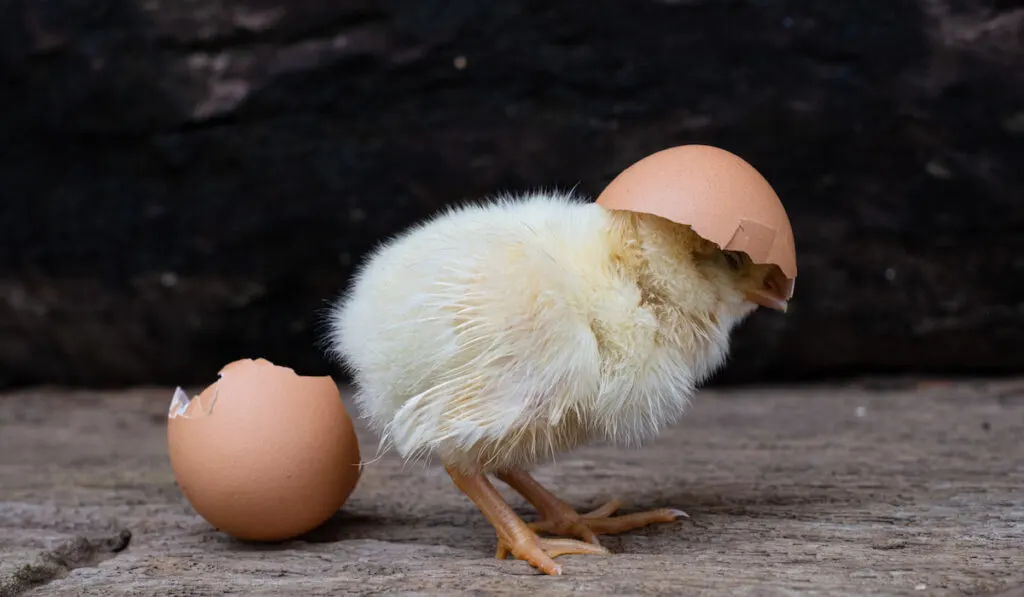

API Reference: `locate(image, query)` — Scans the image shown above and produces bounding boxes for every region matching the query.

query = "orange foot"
[497,470,688,547]
[446,467,607,576]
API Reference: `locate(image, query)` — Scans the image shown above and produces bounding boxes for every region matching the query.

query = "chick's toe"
[543,504,689,537]
[496,536,608,568]
[498,470,688,544]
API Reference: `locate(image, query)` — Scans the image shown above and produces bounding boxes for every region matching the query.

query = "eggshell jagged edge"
[169,358,301,420]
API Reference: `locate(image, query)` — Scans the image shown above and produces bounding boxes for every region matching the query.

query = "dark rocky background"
[1,0,1022,389]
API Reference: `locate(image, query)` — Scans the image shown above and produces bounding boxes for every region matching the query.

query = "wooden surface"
[1,379,1022,596]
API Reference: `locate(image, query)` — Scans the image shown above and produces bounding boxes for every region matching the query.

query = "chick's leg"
[497,470,687,544]
[445,467,607,576]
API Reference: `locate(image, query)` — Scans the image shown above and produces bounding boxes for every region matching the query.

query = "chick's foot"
[497,470,688,545]
[446,466,607,576]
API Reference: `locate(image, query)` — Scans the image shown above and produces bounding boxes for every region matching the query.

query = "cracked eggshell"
[167,358,360,542]
[596,144,797,298]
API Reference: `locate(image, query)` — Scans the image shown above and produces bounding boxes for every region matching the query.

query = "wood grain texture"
[1,379,1022,595]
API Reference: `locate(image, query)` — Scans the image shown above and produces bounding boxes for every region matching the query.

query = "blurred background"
[1,0,1021,390]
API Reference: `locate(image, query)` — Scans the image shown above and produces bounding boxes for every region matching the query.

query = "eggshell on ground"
[167,358,360,542]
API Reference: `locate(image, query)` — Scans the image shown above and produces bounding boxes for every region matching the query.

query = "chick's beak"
[745,270,792,313]
[745,289,789,313]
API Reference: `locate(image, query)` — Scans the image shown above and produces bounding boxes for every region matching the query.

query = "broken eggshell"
[596,144,797,299]
[167,358,361,542]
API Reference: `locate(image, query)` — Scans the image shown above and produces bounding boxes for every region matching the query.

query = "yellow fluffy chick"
[327,191,789,575]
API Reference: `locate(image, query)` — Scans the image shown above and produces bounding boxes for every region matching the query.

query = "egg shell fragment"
[596,144,797,298]
[167,358,360,542]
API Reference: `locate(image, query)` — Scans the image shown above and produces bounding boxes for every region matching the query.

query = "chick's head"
[695,244,791,314]
[627,212,790,325]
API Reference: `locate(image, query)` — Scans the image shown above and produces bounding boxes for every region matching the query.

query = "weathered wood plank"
[1,379,1021,595]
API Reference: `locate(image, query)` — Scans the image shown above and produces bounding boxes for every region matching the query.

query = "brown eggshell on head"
[596,144,797,297]
[167,358,361,542]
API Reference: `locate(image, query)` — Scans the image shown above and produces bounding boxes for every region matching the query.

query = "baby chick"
[327,191,790,575]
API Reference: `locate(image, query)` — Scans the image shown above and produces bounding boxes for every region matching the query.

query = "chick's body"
[332,192,752,475]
